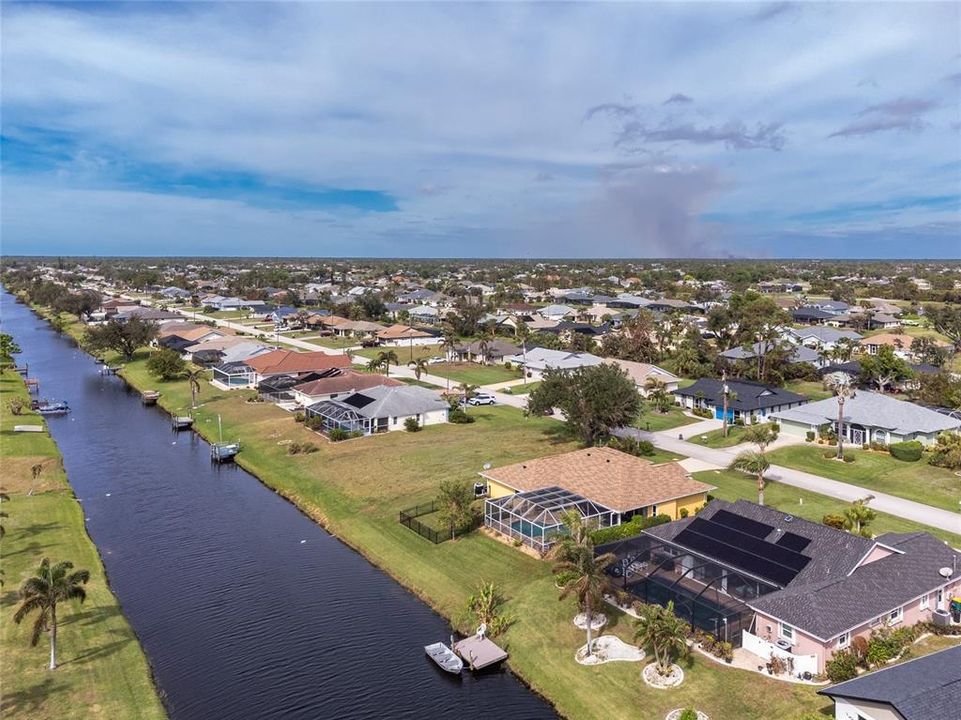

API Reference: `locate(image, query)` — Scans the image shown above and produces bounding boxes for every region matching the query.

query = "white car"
[426,356,447,364]
[467,393,496,406]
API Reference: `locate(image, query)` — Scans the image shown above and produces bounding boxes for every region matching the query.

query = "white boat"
[424,642,463,674]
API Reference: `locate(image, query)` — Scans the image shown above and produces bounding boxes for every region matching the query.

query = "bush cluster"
[825,623,924,682]
[690,628,733,662]
[805,431,815,442]
[328,428,363,442]
[448,408,475,424]
[607,435,655,457]
[888,440,922,462]
[287,442,319,455]
[691,407,713,419]
[590,513,671,545]
[404,417,421,432]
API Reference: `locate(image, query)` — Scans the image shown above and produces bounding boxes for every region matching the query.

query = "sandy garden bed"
[642,662,684,688]
[575,635,645,665]
[573,612,607,631]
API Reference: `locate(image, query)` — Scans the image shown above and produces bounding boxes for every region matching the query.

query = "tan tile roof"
[244,349,351,375]
[293,370,403,397]
[481,446,713,513]
[376,324,433,340]
[862,333,950,349]
[606,359,679,386]
[158,322,226,342]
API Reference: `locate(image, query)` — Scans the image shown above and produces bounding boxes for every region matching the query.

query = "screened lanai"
[305,399,370,435]
[598,533,773,647]
[485,486,615,554]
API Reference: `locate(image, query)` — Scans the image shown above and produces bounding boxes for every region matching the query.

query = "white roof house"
[504,348,604,376]
[772,391,961,445]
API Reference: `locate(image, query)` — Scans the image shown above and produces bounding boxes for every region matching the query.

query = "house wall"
[654,492,709,520]
[380,336,438,347]
[383,407,448,431]
[486,479,517,499]
[832,698,903,720]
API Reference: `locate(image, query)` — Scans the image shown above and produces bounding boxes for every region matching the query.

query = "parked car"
[466,393,496,406]
[360,338,381,348]
[426,356,446,364]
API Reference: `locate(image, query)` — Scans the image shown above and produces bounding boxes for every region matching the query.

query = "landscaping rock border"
[642,662,684,688]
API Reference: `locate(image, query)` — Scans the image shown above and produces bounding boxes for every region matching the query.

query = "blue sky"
[2,1,959,258]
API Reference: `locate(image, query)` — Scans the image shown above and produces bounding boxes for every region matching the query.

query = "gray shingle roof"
[309,384,448,420]
[819,644,961,720]
[772,391,961,435]
[675,378,808,412]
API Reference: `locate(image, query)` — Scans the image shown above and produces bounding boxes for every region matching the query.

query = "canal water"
[1,291,556,720]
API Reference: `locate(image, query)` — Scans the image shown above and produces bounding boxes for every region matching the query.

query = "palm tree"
[843,497,876,538]
[552,544,616,657]
[0,489,9,539]
[366,357,384,374]
[13,558,90,670]
[547,510,594,562]
[825,371,856,460]
[721,373,737,437]
[644,377,671,414]
[376,350,399,377]
[186,368,203,409]
[477,338,491,365]
[729,450,771,506]
[440,326,458,362]
[742,423,777,453]
[633,600,689,676]
[458,382,479,412]
[408,358,428,381]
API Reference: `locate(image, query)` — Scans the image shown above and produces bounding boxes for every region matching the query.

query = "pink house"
[603,500,961,677]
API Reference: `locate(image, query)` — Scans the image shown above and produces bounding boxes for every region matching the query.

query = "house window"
[888,607,903,625]
[837,632,850,649]
[780,623,795,642]
[920,594,930,610]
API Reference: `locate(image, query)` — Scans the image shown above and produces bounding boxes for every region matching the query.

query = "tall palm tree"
[408,358,428,381]
[440,325,458,362]
[186,368,204,409]
[13,558,90,670]
[552,544,616,657]
[825,371,856,460]
[729,450,771,506]
[376,350,399,377]
[633,600,689,676]
[547,510,594,562]
[644,377,671,413]
[721,373,737,437]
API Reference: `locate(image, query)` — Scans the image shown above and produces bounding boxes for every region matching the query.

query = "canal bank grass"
[108,355,843,720]
[0,372,166,720]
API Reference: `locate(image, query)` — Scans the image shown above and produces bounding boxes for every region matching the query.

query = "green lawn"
[505,380,541,395]
[304,335,359,350]
[422,361,523,386]
[689,425,751,448]
[634,404,699,433]
[694,469,961,547]
[767,445,961,513]
[785,380,833,402]
[0,372,165,720]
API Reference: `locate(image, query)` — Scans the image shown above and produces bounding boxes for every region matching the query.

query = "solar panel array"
[674,515,812,587]
[776,532,812,553]
[711,509,774,538]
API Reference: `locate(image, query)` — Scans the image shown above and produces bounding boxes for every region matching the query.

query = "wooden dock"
[141,390,161,405]
[453,635,508,671]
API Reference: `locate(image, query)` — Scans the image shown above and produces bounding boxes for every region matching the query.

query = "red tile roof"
[293,370,403,397]
[244,350,351,375]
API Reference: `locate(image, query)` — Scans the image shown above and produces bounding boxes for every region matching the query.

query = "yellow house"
[480,446,714,525]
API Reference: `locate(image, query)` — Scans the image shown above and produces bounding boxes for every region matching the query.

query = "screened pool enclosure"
[484,486,615,554]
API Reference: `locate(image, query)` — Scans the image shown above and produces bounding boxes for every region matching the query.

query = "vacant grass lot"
[354,343,444,365]
[768,445,961,513]
[785,380,833,401]
[0,372,165,720]
[634,404,699,433]
[423,361,523,386]
[304,335,360,350]
[696,469,961,547]
[689,425,750,448]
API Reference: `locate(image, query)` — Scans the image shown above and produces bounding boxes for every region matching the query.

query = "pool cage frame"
[598,533,777,647]
[485,486,616,555]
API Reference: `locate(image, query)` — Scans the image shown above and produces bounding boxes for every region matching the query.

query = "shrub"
[805,430,815,442]
[822,513,846,529]
[678,710,698,720]
[825,648,860,682]
[404,417,421,432]
[842,454,856,463]
[692,407,713,419]
[679,508,689,518]
[734,416,745,426]
[448,408,475,424]
[889,440,922,462]
[590,513,671,545]
[504,361,512,370]
[607,435,655,457]
[293,411,305,423]
[751,414,759,425]
[928,431,961,469]
[329,428,350,442]
[288,442,303,455]
[305,415,323,431]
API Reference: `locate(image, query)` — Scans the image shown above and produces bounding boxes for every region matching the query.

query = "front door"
[850,428,864,445]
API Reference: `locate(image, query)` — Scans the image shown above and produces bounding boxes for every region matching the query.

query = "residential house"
[818,644,961,720]
[772,391,961,446]
[185,337,272,366]
[406,305,445,325]
[792,307,835,325]
[158,286,192,300]
[720,341,826,369]
[305,385,449,435]
[291,370,403,406]
[114,307,183,325]
[607,360,680,395]
[451,338,521,363]
[328,319,387,340]
[376,324,440,347]
[538,304,577,321]
[481,447,714,554]
[674,378,808,422]
[785,327,862,352]
[860,333,952,362]
[602,499,961,675]
[213,349,351,389]
[503,347,604,380]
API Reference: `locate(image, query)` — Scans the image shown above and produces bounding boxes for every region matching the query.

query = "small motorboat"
[36,400,70,416]
[424,642,463,674]
[141,390,161,405]
[210,442,241,463]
